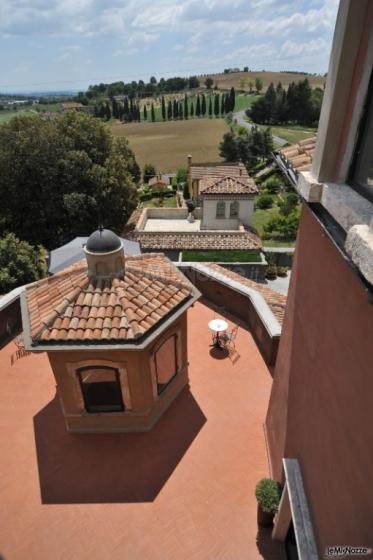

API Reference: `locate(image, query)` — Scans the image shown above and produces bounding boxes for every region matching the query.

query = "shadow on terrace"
[33,387,206,504]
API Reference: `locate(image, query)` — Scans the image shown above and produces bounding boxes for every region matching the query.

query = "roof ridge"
[125,263,191,291]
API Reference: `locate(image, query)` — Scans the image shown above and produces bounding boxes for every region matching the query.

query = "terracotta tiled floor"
[0,300,285,560]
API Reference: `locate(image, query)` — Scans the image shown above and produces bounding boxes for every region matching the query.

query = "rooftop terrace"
[0,299,285,559]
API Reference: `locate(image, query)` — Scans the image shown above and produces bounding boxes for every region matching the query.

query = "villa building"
[266,0,373,555]
[20,228,200,433]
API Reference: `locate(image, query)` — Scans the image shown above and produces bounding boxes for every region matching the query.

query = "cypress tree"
[123,97,129,121]
[129,98,134,121]
[229,86,236,112]
[167,100,172,119]
[143,105,148,120]
[224,93,230,113]
[196,95,201,117]
[173,99,178,119]
[161,96,166,120]
[105,102,111,120]
[221,93,225,115]
[190,102,195,117]
[214,94,219,117]
[94,104,99,117]
[179,102,183,119]
[208,96,213,117]
[201,94,206,117]
[184,94,188,119]
[151,103,155,122]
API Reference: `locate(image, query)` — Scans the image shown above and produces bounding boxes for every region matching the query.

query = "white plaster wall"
[201,199,254,229]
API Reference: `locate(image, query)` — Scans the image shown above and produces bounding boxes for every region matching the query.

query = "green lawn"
[262,239,296,248]
[252,206,279,236]
[233,94,257,112]
[182,250,262,263]
[142,196,177,208]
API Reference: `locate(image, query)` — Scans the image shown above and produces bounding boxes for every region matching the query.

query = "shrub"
[256,194,274,209]
[264,176,282,194]
[277,266,288,277]
[279,192,299,216]
[255,479,282,514]
[265,265,277,280]
[263,211,300,240]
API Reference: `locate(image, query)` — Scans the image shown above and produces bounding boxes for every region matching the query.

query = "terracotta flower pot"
[257,503,275,527]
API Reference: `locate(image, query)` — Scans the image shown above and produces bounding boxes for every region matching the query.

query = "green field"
[182,250,262,263]
[110,118,228,171]
[0,109,37,124]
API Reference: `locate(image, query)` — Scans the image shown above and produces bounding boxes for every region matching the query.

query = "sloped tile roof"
[190,162,248,180]
[132,230,262,251]
[25,254,194,345]
[201,176,258,196]
[205,263,287,324]
[279,136,316,172]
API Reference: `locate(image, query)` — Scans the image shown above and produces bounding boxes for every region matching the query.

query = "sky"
[0,0,340,93]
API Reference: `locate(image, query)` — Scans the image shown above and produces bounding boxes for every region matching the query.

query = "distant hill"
[200,71,326,91]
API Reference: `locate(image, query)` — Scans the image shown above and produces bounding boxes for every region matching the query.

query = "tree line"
[94,87,236,122]
[247,79,323,126]
[78,75,202,103]
[95,88,237,123]
[219,126,274,169]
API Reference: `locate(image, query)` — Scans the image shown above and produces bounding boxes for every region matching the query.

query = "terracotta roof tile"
[279,136,316,173]
[25,254,195,345]
[201,176,258,196]
[205,263,287,325]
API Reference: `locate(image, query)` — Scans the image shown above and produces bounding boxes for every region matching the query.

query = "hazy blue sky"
[0,0,339,92]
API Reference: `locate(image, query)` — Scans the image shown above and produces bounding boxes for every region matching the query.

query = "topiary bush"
[255,478,282,514]
[263,176,282,194]
[256,193,274,209]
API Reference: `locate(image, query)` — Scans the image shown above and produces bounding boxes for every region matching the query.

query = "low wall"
[0,297,22,347]
[263,248,294,268]
[179,263,281,366]
[136,207,203,231]
[217,259,267,282]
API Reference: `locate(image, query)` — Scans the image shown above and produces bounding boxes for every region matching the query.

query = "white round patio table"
[208,319,228,348]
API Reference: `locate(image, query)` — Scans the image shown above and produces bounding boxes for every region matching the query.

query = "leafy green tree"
[183,182,190,200]
[255,78,263,93]
[151,103,155,122]
[161,96,166,120]
[176,167,188,186]
[264,176,282,194]
[219,131,239,161]
[214,94,220,117]
[0,113,138,248]
[205,77,213,89]
[105,102,111,120]
[143,163,157,183]
[0,233,47,292]
[188,76,200,88]
[279,192,299,216]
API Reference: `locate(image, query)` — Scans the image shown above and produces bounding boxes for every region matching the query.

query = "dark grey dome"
[86,227,122,253]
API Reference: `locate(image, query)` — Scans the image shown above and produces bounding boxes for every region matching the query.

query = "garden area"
[251,168,300,248]
[182,250,262,263]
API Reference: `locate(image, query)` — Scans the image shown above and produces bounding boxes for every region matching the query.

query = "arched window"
[77,366,124,413]
[230,200,239,218]
[154,334,178,394]
[216,201,226,218]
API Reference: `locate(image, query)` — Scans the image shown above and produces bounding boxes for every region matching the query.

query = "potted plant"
[255,478,282,527]
[265,265,277,280]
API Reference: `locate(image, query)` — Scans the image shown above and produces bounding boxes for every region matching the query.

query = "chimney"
[84,227,125,278]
